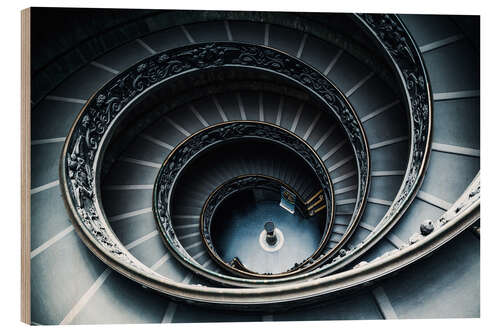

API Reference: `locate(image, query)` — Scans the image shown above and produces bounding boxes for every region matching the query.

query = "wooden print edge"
[21,7,31,325]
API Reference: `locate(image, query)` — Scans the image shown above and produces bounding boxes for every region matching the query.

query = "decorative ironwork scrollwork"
[62,42,370,282]
[314,14,433,270]
[359,14,430,217]
[199,175,312,276]
[58,16,475,304]
[153,122,335,277]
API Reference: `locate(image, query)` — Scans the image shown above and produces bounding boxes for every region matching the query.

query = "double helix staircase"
[29,10,479,324]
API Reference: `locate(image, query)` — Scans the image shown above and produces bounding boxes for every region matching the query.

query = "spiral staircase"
[28,9,480,324]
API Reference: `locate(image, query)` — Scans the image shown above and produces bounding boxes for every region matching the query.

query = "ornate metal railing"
[306,13,434,274]
[55,14,473,307]
[61,41,370,287]
[153,121,334,279]
[199,174,316,277]
[252,13,434,279]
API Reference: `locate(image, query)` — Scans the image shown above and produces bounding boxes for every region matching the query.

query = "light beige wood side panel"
[21,7,31,325]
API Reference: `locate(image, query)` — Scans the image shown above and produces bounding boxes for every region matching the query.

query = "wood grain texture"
[21,7,31,325]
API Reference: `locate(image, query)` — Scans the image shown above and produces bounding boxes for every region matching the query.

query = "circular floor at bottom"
[212,193,324,274]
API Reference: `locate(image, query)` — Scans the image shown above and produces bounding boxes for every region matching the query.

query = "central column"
[264,221,277,246]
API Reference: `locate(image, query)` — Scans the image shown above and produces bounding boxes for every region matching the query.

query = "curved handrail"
[306,13,433,274]
[199,174,321,276]
[57,13,449,304]
[65,167,479,307]
[61,41,370,287]
[153,122,335,279]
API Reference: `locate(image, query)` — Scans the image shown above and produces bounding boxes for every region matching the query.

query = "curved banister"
[61,41,370,287]
[55,14,476,308]
[199,174,320,276]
